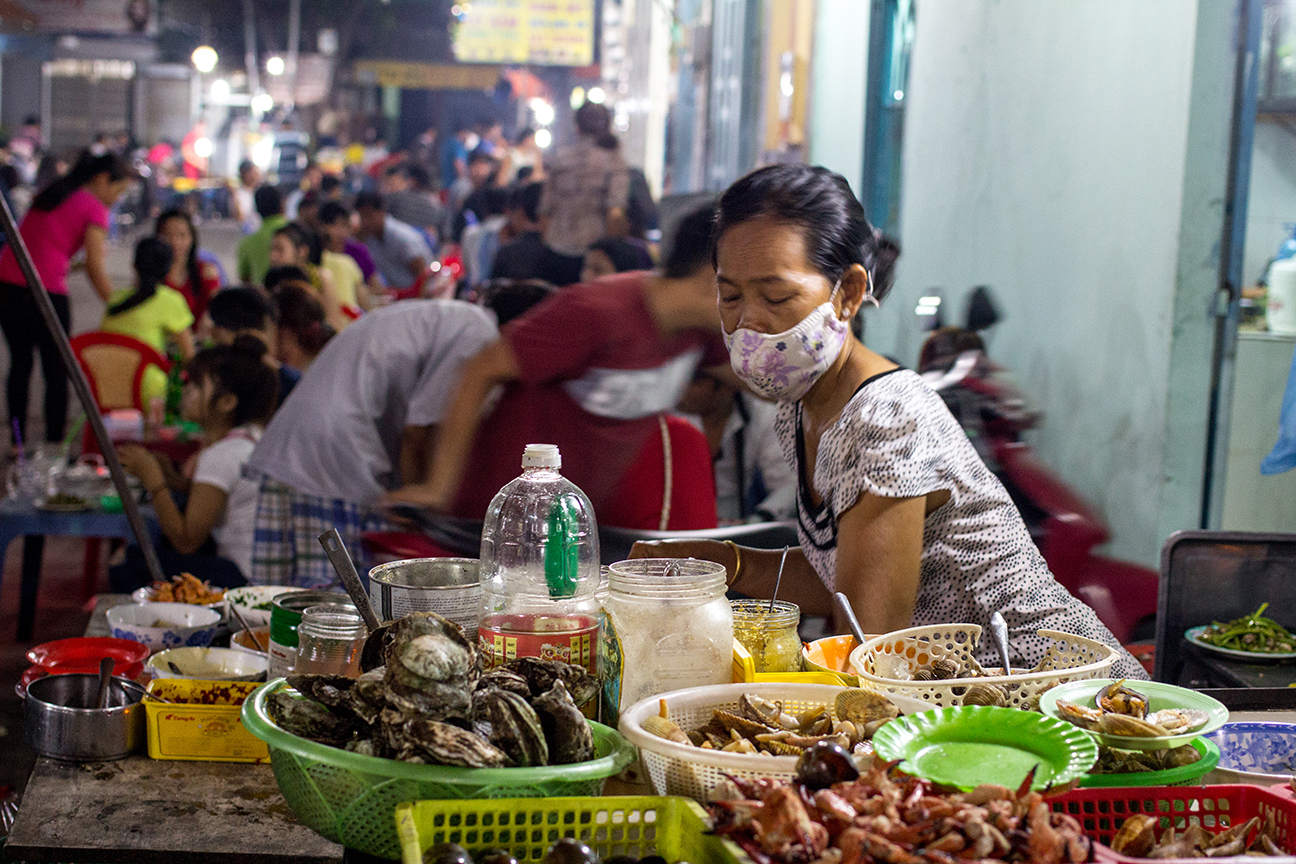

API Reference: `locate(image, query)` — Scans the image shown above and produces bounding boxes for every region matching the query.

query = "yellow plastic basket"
[145,679,269,762]
[395,796,748,864]
[731,639,848,685]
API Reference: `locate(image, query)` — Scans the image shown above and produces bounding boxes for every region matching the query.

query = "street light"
[191,45,218,74]
[251,92,274,114]
[266,55,285,76]
[534,129,552,149]
[587,87,606,104]
[210,78,230,101]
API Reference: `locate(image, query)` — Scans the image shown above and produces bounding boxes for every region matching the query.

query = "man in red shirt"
[389,206,730,518]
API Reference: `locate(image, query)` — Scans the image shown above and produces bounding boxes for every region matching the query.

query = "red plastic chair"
[69,332,172,595]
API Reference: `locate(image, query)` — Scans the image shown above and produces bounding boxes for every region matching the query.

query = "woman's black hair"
[588,237,651,273]
[32,149,129,213]
[108,236,173,315]
[273,281,335,356]
[155,208,204,309]
[185,335,278,427]
[575,102,618,150]
[274,221,322,267]
[263,265,311,292]
[713,164,900,303]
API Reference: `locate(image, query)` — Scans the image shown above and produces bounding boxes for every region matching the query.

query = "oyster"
[504,657,599,705]
[348,667,388,725]
[532,680,596,764]
[961,683,1009,708]
[1055,699,1103,730]
[834,688,899,725]
[1096,680,1149,719]
[1146,708,1209,735]
[396,633,474,683]
[406,718,510,768]
[479,688,548,767]
[266,690,356,745]
[287,673,357,710]
[474,669,533,699]
[1098,713,1170,738]
[360,620,396,673]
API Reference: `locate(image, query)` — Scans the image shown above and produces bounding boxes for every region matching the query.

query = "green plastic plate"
[1078,736,1219,788]
[1039,678,1229,751]
[871,705,1098,791]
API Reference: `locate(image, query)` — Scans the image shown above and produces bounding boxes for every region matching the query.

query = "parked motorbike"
[918,290,1158,645]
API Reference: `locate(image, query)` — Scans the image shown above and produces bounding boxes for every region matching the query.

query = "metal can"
[367,558,481,633]
[268,590,353,678]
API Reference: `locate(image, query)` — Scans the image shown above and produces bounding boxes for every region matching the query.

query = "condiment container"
[368,557,481,633]
[294,604,367,677]
[478,445,601,678]
[268,590,353,678]
[144,679,268,762]
[731,599,803,673]
[600,558,733,725]
[24,673,144,761]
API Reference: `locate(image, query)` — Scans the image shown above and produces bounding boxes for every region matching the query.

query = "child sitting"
[112,336,278,589]
[99,235,196,405]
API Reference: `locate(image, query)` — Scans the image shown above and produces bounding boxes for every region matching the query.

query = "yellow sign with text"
[453,0,595,67]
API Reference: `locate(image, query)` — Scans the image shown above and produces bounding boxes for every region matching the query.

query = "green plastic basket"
[395,796,748,864]
[242,679,638,860]
[1077,736,1220,788]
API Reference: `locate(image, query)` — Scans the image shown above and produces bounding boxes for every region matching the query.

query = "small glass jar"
[732,599,803,673]
[293,604,367,678]
[600,558,732,725]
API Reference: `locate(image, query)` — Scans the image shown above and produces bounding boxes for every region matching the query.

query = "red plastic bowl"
[26,637,149,675]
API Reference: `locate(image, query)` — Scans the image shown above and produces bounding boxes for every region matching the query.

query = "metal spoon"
[834,592,868,646]
[988,611,1014,676]
[768,546,790,613]
[95,656,114,709]
[228,603,267,653]
[117,678,176,704]
[318,528,381,633]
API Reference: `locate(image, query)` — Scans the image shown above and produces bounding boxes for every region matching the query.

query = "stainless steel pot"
[368,557,481,632]
[24,672,144,760]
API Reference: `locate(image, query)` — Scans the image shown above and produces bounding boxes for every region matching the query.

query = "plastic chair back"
[69,331,171,412]
[1155,530,1296,682]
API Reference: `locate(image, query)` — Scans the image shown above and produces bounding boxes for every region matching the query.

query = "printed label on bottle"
[477,614,599,676]
[599,612,624,726]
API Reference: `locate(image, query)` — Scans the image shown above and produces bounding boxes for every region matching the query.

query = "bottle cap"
[521,443,561,469]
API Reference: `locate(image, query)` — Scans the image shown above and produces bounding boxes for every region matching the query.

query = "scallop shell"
[643,715,690,744]
[1145,708,1209,734]
[1055,699,1103,730]
[834,688,900,724]
[1098,713,1170,738]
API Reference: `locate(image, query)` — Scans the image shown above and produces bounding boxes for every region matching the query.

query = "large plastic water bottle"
[1277,224,1296,263]
[477,444,601,678]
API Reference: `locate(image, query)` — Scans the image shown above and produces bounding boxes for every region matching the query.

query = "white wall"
[864,0,1219,567]
[1245,122,1296,287]
[808,0,868,197]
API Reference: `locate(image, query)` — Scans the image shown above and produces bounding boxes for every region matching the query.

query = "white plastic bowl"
[105,602,221,653]
[228,627,271,657]
[146,647,268,682]
[130,586,226,620]
[224,585,305,630]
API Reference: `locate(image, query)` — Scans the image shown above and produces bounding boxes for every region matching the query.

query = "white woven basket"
[618,682,932,802]
[848,624,1115,710]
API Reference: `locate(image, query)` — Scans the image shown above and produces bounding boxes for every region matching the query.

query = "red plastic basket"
[1051,785,1296,863]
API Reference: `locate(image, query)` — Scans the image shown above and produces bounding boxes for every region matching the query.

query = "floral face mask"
[723,280,851,402]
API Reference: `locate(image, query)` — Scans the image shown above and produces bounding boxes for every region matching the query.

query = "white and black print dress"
[775,368,1147,679]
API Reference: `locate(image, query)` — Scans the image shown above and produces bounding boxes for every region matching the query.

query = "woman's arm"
[833,493,928,633]
[385,339,519,509]
[628,539,834,618]
[173,328,196,362]
[119,446,225,553]
[83,225,114,301]
[314,267,348,330]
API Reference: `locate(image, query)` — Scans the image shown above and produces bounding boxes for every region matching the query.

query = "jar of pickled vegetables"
[732,599,802,673]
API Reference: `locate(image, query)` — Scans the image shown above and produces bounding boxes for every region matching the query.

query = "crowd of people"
[0,103,796,593]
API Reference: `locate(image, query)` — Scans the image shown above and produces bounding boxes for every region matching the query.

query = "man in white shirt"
[354,191,434,290]
[246,300,498,587]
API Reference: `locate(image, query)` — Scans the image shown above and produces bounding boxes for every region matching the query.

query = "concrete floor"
[0,218,242,799]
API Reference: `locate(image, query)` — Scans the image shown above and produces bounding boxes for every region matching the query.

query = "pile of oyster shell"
[1054,680,1209,739]
[265,611,599,768]
[644,689,899,756]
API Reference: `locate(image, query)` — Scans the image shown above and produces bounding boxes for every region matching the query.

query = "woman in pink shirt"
[0,150,129,445]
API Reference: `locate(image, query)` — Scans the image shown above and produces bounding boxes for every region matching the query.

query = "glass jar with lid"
[732,599,803,673]
[293,604,367,677]
[600,558,732,725]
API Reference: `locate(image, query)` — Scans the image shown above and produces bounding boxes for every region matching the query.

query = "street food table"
[1181,639,1296,690]
[5,595,345,863]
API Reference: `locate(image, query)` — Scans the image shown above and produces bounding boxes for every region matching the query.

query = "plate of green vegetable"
[1187,603,1296,663]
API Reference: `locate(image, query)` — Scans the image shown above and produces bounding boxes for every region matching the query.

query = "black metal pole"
[0,191,166,584]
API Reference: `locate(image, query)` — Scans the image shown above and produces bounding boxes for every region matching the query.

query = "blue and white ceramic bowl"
[105,602,221,654]
[1204,722,1296,786]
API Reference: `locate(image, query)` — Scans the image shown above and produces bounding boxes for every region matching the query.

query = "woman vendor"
[633,163,1146,680]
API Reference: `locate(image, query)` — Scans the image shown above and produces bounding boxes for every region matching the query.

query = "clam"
[961,683,1009,708]
[834,688,899,725]
[1054,699,1104,730]
[1146,708,1209,735]
[532,680,596,765]
[1161,743,1203,768]
[739,693,798,729]
[930,657,962,680]
[1098,712,1170,738]
[1095,680,1149,719]
[714,709,775,740]
[643,715,689,744]
[911,667,938,682]
[1110,814,1157,857]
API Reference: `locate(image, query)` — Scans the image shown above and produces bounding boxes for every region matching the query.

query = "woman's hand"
[382,483,452,512]
[117,445,165,494]
[629,539,732,565]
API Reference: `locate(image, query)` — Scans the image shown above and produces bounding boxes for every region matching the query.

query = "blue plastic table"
[0,503,151,641]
